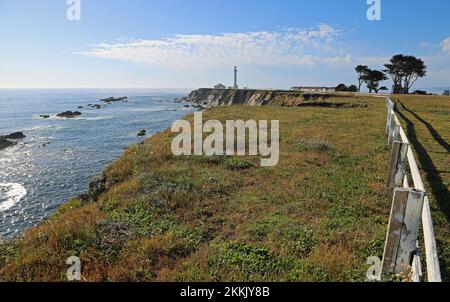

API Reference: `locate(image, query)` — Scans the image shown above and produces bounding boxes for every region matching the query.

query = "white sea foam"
[32,115,113,121]
[77,116,114,121]
[26,124,65,132]
[0,183,27,212]
[129,108,169,112]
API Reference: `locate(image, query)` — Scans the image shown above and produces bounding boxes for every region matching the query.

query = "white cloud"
[78,24,352,69]
[442,38,450,54]
[419,41,433,49]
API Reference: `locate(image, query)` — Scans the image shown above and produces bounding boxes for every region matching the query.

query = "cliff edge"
[181,88,300,107]
[182,88,348,107]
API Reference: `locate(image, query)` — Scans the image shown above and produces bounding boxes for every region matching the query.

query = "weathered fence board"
[422,197,442,282]
[411,244,423,282]
[388,141,409,188]
[381,188,425,275]
[397,189,425,272]
[387,114,396,146]
[381,188,409,274]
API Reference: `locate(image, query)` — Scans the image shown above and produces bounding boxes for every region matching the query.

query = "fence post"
[388,141,409,188]
[387,114,396,146]
[392,124,401,142]
[411,242,423,282]
[386,99,392,134]
[381,188,425,276]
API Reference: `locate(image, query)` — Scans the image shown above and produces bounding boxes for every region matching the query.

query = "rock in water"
[100,96,128,103]
[0,132,25,150]
[40,115,50,119]
[137,129,147,137]
[57,111,82,118]
[0,138,15,150]
[3,132,26,139]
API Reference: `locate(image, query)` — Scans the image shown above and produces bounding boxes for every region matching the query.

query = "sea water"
[0,88,194,238]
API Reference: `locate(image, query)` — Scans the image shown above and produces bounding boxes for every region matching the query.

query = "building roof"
[291,86,335,89]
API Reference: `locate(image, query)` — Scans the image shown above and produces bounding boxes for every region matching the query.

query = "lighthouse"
[233,66,238,89]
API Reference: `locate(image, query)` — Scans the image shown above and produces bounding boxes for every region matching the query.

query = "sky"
[0,0,450,90]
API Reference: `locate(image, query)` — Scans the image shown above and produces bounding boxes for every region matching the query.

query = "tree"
[347,85,358,92]
[363,69,388,93]
[384,55,405,94]
[384,54,427,94]
[335,83,358,92]
[335,83,348,92]
[402,56,427,94]
[355,65,370,92]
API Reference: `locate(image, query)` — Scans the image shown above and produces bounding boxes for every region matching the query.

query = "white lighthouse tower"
[233,66,238,89]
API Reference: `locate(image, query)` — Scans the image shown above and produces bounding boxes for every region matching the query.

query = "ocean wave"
[32,115,114,122]
[0,183,27,212]
[77,116,114,121]
[129,107,180,113]
[130,108,165,112]
[26,124,66,132]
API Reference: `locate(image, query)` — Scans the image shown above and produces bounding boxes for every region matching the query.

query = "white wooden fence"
[381,97,441,282]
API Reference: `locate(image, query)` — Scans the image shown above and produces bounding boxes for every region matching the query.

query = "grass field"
[392,95,450,281]
[0,94,447,282]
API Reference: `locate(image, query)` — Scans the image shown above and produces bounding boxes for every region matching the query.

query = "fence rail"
[381,97,441,282]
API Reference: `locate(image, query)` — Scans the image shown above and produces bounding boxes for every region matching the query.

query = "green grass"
[223,157,254,170]
[0,95,416,281]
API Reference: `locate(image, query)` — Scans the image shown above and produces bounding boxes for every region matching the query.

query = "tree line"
[335,54,427,94]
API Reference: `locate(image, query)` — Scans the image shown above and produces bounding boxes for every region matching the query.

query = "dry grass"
[0,95,397,282]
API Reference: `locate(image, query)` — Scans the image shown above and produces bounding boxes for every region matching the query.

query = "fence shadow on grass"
[398,101,450,153]
[395,102,450,223]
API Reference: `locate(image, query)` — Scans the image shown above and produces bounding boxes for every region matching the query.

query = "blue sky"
[1,0,450,89]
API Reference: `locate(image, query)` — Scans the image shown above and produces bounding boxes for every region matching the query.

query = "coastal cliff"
[182,88,303,107]
[182,88,349,107]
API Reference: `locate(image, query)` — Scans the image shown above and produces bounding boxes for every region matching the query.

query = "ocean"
[0,89,194,239]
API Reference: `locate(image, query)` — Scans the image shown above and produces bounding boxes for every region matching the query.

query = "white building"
[214,83,226,89]
[290,86,335,93]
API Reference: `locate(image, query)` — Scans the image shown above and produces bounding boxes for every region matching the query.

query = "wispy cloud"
[419,41,434,49]
[441,37,450,55]
[78,24,352,68]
